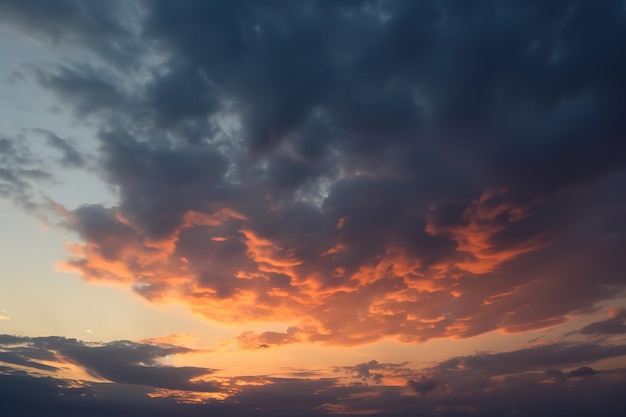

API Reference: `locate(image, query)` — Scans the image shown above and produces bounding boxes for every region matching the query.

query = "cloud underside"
[1,334,626,417]
[2,0,626,345]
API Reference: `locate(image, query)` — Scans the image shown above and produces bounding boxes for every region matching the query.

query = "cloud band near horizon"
[1,0,625,347]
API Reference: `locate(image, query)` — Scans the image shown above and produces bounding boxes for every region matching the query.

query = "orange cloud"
[59,191,571,347]
[322,243,347,256]
[240,229,302,270]
[147,389,230,403]
[140,333,198,347]
[237,326,303,349]
[426,189,546,274]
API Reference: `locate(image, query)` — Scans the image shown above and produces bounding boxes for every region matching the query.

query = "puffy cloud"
[568,366,598,378]
[408,377,438,395]
[436,341,626,375]
[0,0,141,66]
[4,0,626,347]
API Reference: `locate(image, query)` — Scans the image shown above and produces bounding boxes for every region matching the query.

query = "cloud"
[139,333,197,347]
[0,0,141,66]
[0,136,52,211]
[39,130,86,168]
[34,64,130,118]
[4,0,626,346]
[0,310,9,320]
[568,366,598,378]
[1,335,626,416]
[237,327,302,350]
[337,360,412,385]
[408,377,438,395]
[436,342,626,375]
[0,335,217,393]
[579,308,626,336]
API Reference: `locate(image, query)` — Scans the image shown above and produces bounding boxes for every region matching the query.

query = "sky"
[1,0,626,416]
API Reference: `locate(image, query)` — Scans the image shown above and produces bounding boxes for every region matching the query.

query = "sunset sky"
[1,1,626,416]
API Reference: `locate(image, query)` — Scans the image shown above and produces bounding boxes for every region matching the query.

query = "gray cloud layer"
[2,334,626,416]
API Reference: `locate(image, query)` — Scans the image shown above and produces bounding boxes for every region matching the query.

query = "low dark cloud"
[0,351,58,372]
[0,335,217,392]
[408,377,438,395]
[2,335,626,416]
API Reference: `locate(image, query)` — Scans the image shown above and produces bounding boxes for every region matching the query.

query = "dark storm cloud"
[0,0,141,65]
[144,63,219,128]
[143,0,338,153]
[96,129,230,238]
[6,0,626,344]
[41,131,85,168]
[238,327,301,350]
[352,359,384,379]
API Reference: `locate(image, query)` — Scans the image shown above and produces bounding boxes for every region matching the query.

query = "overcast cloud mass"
[1,0,626,415]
